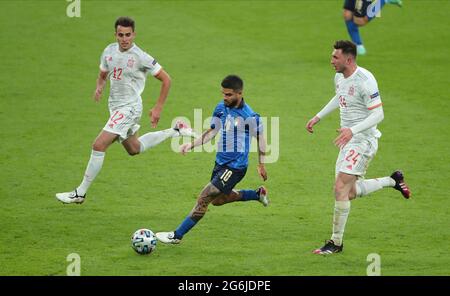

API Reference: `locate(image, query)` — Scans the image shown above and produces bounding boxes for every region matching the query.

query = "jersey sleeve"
[316,95,339,119]
[362,76,383,110]
[99,48,109,72]
[141,52,162,76]
[210,104,224,130]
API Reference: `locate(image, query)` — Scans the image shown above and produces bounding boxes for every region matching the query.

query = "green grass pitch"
[0,0,449,275]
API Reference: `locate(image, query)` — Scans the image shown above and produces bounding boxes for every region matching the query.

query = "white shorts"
[103,106,142,143]
[335,136,378,177]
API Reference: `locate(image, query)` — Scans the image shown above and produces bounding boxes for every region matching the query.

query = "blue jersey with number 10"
[210,99,263,169]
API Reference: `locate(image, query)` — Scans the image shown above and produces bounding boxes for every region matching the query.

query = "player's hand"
[93,87,103,102]
[334,128,353,149]
[257,164,268,181]
[306,116,320,133]
[149,106,162,128]
[180,143,193,155]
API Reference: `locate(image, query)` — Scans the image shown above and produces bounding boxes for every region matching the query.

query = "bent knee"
[334,183,347,199]
[348,186,357,200]
[211,198,224,206]
[334,181,345,193]
[353,16,368,26]
[124,143,141,156]
[92,142,107,152]
[343,9,353,21]
[127,149,140,156]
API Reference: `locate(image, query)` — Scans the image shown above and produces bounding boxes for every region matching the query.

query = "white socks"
[138,128,177,153]
[76,150,105,196]
[331,200,351,246]
[329,177,396,246]
[355,177,395,197]
[75,129,177,196]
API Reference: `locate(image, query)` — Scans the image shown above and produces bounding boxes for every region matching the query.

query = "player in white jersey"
[56,17,196,204]
[305,40,411,255]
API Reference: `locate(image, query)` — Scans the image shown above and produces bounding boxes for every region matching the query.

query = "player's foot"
[313,240,343,255]
[174,120,198,138]
[155,231,181,244]
[357,44,366,56]
[388,0,403,7]
[257,186,269,207]
[55,189,85,204]
[390,170,411,199]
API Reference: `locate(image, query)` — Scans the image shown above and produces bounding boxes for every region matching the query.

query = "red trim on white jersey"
[153,67,163,77]
[368,103,383,110]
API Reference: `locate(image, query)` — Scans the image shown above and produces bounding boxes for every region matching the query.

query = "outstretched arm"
[180,128,219,154]
[306,95,339,133]
[93,70,108,102]
[149,69,171,128]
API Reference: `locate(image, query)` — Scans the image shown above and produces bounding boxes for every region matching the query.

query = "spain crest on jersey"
[348,86,355,96]
[127,57,135,68]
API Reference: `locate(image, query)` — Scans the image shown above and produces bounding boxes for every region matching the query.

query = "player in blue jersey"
[343,0,402,55]
[155,75,269,244]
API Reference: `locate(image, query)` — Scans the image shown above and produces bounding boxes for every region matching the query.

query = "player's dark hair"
[115,16,135,32]
[334,40,357,58]
[221,75,243,91]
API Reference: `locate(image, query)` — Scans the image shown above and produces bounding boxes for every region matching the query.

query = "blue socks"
[240,190,259,201]
[173,189,260,239]
[174,216,197,239]
[345,20,362,45]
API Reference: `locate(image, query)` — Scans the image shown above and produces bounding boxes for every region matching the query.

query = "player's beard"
[334,64,344,73]
[224,98,238,108]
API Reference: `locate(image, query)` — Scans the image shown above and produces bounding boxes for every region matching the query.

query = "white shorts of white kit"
[335,136,378,177]
[103,106,142,143]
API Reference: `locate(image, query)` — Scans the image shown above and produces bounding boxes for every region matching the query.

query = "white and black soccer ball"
[131,229,157,255]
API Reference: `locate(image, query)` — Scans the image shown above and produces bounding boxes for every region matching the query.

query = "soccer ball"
[131,228,157,255]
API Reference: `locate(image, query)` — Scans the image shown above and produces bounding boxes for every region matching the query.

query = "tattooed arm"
[180,128,219,155]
